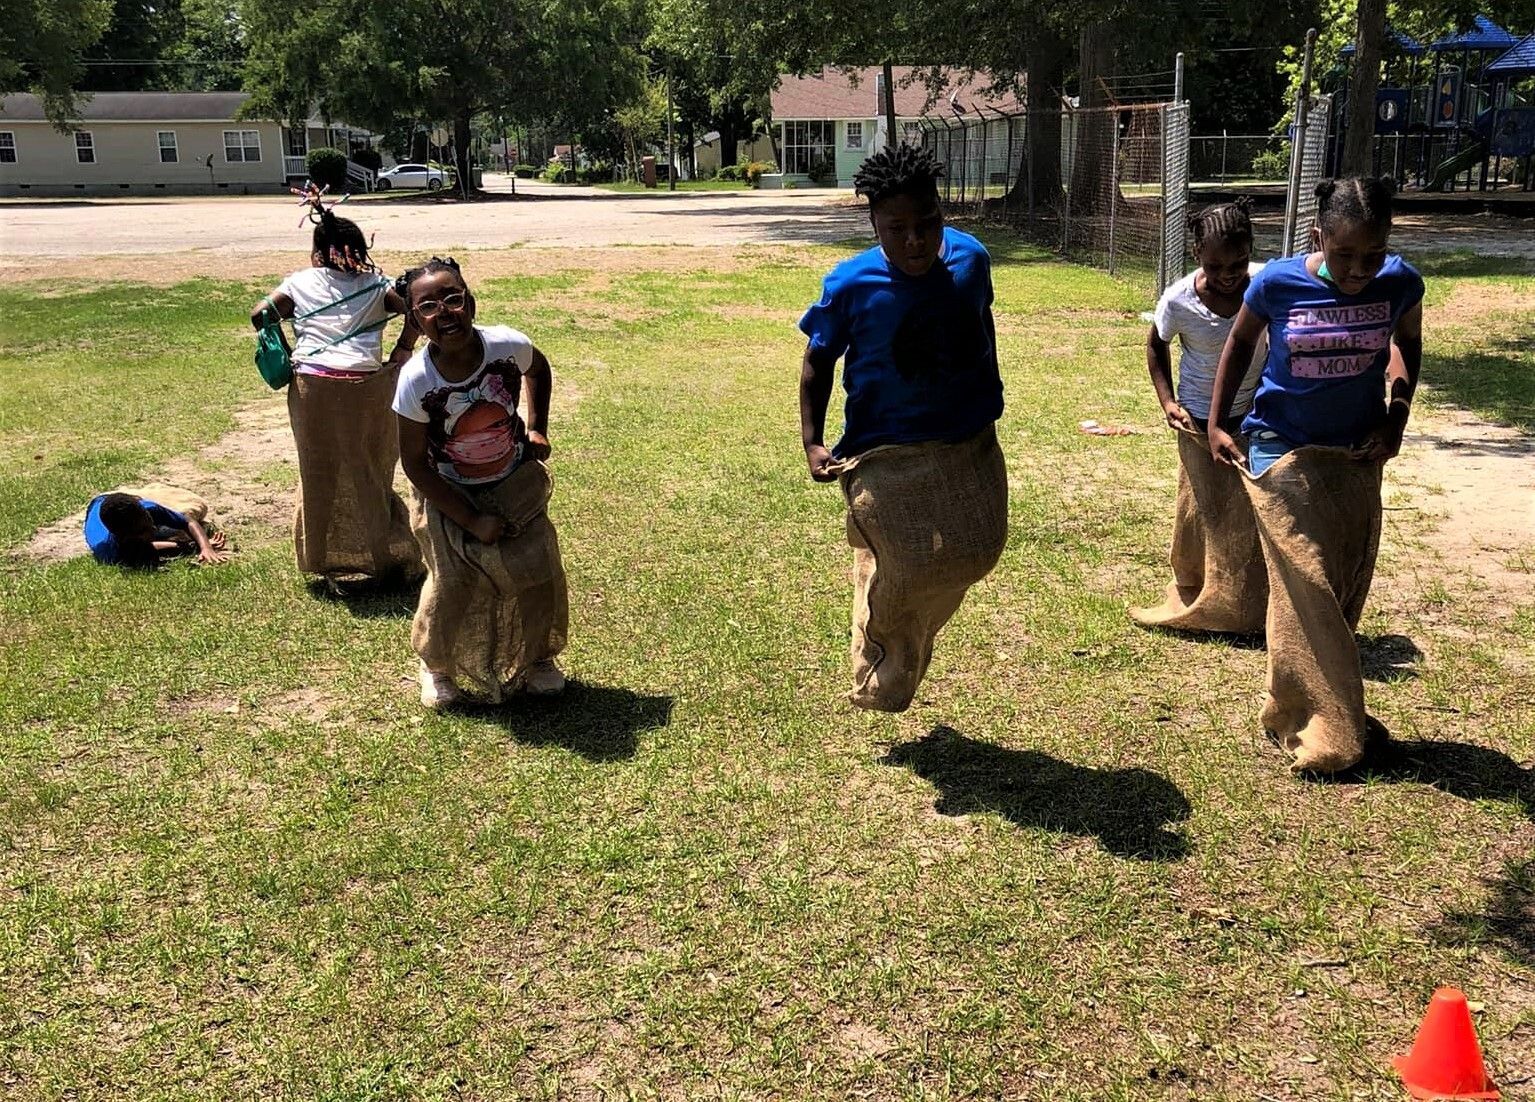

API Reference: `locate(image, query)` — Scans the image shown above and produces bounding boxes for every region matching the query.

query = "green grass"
[1,239,1532,1100]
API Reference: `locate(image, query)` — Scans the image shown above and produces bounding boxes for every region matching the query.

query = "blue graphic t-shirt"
[1241,253,1424,447]
[83,496,189,565]
[799,227,1004,458]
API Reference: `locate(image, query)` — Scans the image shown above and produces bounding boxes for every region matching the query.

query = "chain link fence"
[920,102,1188,296]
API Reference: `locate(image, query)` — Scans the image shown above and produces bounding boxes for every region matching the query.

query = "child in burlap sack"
[249,194,423,593]
[1208,177,1425,773]
[798,144,1007,713]
[1130,201,1269,634]
[392,258,568,710]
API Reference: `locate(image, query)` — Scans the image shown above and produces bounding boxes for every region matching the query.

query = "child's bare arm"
[250,291,294,329]
[184,518,228,564]
[398,416,503,543]
[1146,325,1194,430]
[523,346,553,460]
[799,343,838,482]
[1207,306,1266,465]
[1355,302,1423,463]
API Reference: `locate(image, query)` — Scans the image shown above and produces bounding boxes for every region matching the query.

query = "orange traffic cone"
[1393,988,1500,1100]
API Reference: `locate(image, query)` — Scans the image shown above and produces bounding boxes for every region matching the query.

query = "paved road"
[0,175,870,256]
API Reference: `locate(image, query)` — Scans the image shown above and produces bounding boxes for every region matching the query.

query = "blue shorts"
[1247,431,1295,477]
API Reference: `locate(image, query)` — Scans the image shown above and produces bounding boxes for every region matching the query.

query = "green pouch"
[255,298,292,390]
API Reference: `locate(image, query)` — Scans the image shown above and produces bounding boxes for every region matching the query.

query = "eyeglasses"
[415,290,467,319]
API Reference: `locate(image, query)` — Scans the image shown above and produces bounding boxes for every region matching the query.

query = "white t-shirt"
[1154,263,1268,420]
[392,325,536,485]
[276,267,393,374]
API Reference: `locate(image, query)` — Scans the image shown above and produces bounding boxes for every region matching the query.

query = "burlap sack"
[1130,428,1268,634]
[409,460,569,702]
[1242,446,1383,774]
[119,483,209,526]
[839,427,1008,712]
[287,367,421,580]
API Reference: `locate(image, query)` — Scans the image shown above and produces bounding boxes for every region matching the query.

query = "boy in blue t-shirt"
[797,144,1008,712]
[84,491,227,568]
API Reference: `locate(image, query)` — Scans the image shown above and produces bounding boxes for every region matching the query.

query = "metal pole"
[1108,113,1120,274]
[667,63,677,191]
[1220,128,1228,182]
[1174,51,1184,104]
[1282,28,1318,257]
[883,62,897,148]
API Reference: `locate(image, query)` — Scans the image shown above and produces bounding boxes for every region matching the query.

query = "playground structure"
[1331,15,1535,192]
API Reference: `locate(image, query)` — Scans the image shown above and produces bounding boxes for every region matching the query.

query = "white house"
[764,66,1024,188]
[0,92,380,197]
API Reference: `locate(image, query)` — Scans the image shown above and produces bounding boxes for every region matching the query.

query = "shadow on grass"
[1412,253,1535,280]
[1435,857,1535,969]
[1360,633,1423,683]
[307,576,423,619]
[1421,347,1535,434]
[1351,738,1534,821]
[883,726,1192,861]
[477,680,673,762]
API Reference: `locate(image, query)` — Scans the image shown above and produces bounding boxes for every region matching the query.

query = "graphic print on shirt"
[891,289,989,384]
[1284,300,1392,380]
[421,358,527,483]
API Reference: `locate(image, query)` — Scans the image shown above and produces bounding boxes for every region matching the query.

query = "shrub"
[543,160,570,183]
[1252,148,1288,181]
[576,160,613,184]
[350,148,383,174]
[744,160,777,187]
[806,156,836,186]
[717,163,746,182]
[512,164,541,178]
[305,147,348,191]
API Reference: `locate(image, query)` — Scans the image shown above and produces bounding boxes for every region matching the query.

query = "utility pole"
[883,61,897,148]
[667,62,677,191]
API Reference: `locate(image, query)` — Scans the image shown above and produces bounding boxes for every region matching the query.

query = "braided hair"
[1315,176,1395,236]
[394,255,464,312]
[1188,199,1253,254]
[311,208,377,274]
[852,143,945,208]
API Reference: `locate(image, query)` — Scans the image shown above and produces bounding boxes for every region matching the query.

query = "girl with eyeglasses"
[391,257,569,709]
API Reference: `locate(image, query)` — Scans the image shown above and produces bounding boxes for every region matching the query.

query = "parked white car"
[375,163,449,190]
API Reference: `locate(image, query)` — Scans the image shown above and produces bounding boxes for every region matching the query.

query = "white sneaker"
[523,660,567,696]
[419,662,462,709]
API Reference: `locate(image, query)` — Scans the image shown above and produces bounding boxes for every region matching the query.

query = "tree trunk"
[1006,29,1067,210]
[1071,22,1119,216]
[454,107,473,197]
[719,114,740,167]
[1340,0,1386,175]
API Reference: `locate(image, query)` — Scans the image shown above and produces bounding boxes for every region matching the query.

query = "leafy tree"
[242,0,646,194]
[0,0,113,125]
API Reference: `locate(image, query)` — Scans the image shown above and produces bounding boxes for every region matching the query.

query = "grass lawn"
[0,238,1532,1100]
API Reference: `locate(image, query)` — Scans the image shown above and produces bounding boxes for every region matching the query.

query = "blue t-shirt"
[1241,253,1424,447]
[799,227,1004,458]
[83,496,189,565]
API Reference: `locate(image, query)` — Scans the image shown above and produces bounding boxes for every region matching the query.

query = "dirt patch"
[14,398,297,565]
[1438,282,1535,328]
[165,685,340,727]
[1387,406,1535,600]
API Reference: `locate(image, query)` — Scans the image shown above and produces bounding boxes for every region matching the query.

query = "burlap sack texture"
[1130,427,1268,635]
[287,367,422,580]
[838,427,1008,713]
[119,483,209,527]
[410,459,569,702]
[1242,446,1384,774]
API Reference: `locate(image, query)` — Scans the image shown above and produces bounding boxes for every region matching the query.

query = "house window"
[157,131,178,164]
[286,129,307,157]
[845,122,864,150]
[903,121,923,146]
[780,120,833,175]
[0,132,14,164]
[223,129,262,163]
[75,131,95,164]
